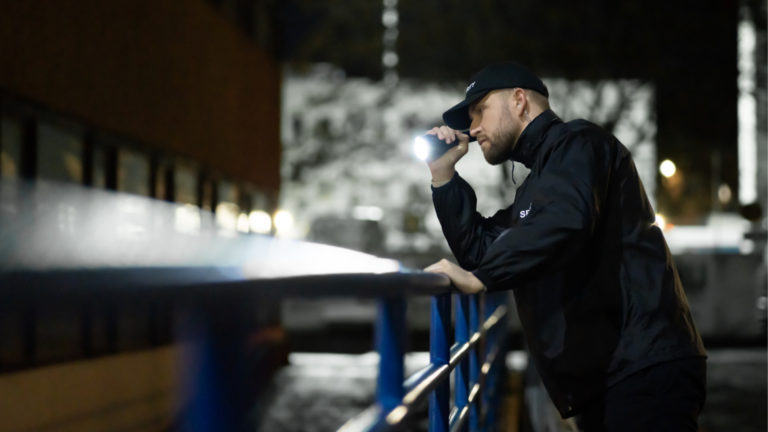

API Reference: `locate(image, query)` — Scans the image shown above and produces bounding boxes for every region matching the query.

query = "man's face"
[468,90,524,165]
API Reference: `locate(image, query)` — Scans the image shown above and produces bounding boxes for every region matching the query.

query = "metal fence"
[0,180,510,432]
[338,292,508,432]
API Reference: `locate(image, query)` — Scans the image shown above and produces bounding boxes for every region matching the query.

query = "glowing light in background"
[249,210,273,234]
[352,206,384,221]
[174,204,201,235]
[655,214,666,230]
[215,202,239,232]
[242,240,401,278]
[737,12,757,204]
[414,137,429,160]
[718,184,732,205]
[739,238,756,255]
[659,160,676,178]
[381,0,399,86]
[237,213,249,233]
[274,210,294,232]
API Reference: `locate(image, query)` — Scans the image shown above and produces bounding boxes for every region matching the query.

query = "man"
[423,62,707,431]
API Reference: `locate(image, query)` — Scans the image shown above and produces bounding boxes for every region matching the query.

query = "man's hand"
[426,126,470,182]
[424,259,485,294]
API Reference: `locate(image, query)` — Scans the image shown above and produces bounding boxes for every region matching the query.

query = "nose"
[469,124,482,138]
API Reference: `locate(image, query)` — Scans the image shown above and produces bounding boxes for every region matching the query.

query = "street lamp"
[659,160,676,178]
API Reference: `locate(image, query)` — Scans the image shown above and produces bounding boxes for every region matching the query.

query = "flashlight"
[414,133,477,161]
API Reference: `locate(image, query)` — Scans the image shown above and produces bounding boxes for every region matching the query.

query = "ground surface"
[254,349,767,432]
[699,349,767,432]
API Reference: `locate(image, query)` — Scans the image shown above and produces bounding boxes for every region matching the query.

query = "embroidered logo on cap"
[466,82,475,93]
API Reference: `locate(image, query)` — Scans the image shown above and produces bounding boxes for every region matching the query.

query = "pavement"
[253,349,767,432]
[699,348,767,432]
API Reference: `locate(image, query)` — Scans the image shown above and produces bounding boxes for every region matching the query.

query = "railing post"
[429,294,451,432]
[176,300,252,432]
[481,293,497,432]
[376,298,406,412]
[455,294,470,432]
[469,294,480,431]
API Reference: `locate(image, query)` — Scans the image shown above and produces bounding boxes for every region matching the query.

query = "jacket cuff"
[472,267,496,292]
[430,171,460,193]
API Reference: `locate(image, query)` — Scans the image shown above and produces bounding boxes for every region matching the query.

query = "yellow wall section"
[0,0,281,192]
[0,347,179,432]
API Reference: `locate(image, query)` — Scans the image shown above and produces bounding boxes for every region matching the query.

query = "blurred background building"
[0,0,766,431]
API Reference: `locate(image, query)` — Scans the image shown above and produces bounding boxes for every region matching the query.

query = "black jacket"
[432,110,706,417]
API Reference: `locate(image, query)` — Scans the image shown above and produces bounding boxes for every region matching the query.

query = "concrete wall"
[0,0,281,192]
[0,347,178,432]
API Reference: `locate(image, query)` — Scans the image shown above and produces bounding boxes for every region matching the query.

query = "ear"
[513,88,528,116]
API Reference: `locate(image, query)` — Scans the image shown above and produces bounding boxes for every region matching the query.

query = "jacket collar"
[510,109,562,168]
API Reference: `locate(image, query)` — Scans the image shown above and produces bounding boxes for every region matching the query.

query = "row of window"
[0,93,279,372]
[0,95,276,234]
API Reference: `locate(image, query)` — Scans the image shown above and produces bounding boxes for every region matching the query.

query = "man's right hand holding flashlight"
[425,126,470,183]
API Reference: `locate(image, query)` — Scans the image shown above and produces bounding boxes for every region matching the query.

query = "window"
[91,146,107,189]
[0,117,22,180]
[216,180,240,231]
[174,163,198,206]
[37,122,83,184]
[117,149,149,197]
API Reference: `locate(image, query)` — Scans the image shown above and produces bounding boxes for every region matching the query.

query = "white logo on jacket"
[520,203,532,219]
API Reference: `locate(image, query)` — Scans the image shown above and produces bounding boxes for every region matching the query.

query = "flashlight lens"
[414,137,430,160]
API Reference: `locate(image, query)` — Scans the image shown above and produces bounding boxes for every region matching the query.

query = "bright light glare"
[174,204,201,235]
[414,137,429,160]
[655,214,666,230]
[241,240,401,278]
[249,210,272,234]
[274,210,294,232]
[718,184,732,204]
[216,202,240,231]
[738,17,758,204]
[659,160,676,178]
[506,350,529,372]
[739,239,756,255]
[352,206,383,221]
[237,213,249,233]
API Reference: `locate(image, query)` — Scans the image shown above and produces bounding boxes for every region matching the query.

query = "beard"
[481,103,520,165]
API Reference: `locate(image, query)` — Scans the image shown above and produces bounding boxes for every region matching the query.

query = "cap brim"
[442,91,487,130]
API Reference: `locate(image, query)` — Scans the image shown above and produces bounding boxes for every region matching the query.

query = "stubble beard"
[481,103,519,166]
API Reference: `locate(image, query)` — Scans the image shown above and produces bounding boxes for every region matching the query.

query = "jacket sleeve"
[472,133,612,291]
[432,172,508,271]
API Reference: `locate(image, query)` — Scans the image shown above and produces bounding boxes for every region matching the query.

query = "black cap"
[442,62,548,130]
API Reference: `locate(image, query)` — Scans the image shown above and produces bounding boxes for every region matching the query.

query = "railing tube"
[376,298,407,412]
[468,294,481,431]
[454,294,470,432]
[481,294,496,432]
[429,294,451,432]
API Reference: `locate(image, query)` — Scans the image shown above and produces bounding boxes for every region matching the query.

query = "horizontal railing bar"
[402,364,451,406]
[448,405,469,432]
[449,341,471,369]
[337,405,384,432]
[403,363,435,391]
[448,406,459,424]
[450,304,507,368]
[483,304,507,333]
[468,344,500,405]
[0,270,455,301]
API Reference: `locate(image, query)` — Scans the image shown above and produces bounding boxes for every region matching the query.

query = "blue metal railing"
[338,292,508,432]
[0,180,510,432]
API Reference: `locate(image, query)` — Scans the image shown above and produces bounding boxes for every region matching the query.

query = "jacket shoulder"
[560,119,612,140]
[553,119,625,155]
